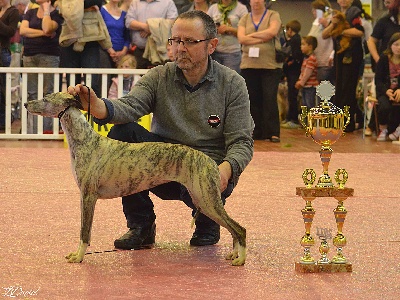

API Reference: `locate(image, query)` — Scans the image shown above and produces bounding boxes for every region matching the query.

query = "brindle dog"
[24,92,246,266]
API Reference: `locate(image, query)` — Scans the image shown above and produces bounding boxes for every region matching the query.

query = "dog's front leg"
[66,193,97,263]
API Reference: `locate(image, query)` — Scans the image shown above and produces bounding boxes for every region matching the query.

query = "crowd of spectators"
[0,0,398,143]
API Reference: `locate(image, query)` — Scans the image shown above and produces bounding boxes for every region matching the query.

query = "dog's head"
[331,10,350,37]
[24,92,84,118]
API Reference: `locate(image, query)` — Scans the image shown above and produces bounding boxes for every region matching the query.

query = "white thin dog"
[24,92,246,266]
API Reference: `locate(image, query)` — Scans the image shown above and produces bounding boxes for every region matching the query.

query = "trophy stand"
[295,81,354,273]
[295,186,353,273]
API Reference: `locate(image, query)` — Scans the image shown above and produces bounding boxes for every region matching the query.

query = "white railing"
[0,67,148,140]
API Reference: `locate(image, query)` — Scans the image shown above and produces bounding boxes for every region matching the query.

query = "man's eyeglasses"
[168,38,211,47]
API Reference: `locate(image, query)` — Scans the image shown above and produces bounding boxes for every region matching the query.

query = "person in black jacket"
[281,19,303,129]
[0,1,19,129]
[375,32,400,142]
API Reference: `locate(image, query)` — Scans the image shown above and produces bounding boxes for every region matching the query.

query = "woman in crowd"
[308,0,334,83]
[100,0,131,91]
[237,0,282,142]
[20,0,63,133]
[207,0,248,73]
[375,32,400,142]
[322,0,364,133]
[100,0,130,67]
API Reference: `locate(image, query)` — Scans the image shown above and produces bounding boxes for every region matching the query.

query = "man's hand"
[67,84,108,119]
[218,161,232,192]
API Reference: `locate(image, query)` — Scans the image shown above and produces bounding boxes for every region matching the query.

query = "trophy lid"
[316,81,335,104]
[310,81,342,115]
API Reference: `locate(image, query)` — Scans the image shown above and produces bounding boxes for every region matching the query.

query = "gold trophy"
[299,81,350,188]
[295,81,354,273]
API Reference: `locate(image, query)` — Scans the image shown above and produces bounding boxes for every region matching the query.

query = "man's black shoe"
[114,222,156,250]
[190,223,220,246]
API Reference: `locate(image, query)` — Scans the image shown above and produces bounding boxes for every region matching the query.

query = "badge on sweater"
[208,115,221,128]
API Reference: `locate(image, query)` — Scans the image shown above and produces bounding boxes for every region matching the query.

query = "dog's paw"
[225,252,245,266]
[231,256,246,266]
[65,252,84,263]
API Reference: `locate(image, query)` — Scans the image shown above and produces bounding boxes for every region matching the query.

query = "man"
[126,0,178,68]
[68,11,254,250]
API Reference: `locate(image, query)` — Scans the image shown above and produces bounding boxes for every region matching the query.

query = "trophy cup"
[299,81,350,188]
[295,81,354,273]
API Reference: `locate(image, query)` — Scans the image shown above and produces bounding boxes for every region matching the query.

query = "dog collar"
[58,106,71,119]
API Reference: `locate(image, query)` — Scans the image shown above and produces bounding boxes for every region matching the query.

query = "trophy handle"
[300,106,309,136]
[342,106,350,135]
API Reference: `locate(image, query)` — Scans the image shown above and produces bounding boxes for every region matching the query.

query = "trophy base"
[295,262,352,273]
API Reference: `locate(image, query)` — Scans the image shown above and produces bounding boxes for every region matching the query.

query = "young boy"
[295,36,319,109]
[281,20,304,129]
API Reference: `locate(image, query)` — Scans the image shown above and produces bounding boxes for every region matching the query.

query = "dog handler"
[68,10,254,250]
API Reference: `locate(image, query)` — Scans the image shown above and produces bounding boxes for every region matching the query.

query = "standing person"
[100,0,130,68]
[58,0,112,97]
[308,0,334,83]
[68,11,254,250]
[367,0,399,70]
[0,0,19,129]
[125,0,178,69]
[237,0,282,142]
[281,19,303,129]
[374,32,400,141]
[20,0,63,134]
[365,0,399,136]
[322,0,364,133]
[100,0,131,91]
[295,35,319,110]
[207,0,247,73]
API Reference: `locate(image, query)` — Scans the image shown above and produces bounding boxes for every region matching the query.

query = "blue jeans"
[107,122,234,228]
[23,54,60,133]
[212,51,242,74]
[301,87,317,109]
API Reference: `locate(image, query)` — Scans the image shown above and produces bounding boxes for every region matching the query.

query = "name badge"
[249,47,260,58]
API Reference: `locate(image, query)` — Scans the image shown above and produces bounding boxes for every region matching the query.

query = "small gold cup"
[299,81,350,188]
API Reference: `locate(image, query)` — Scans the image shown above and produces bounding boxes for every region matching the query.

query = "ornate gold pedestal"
[295,187,354,273]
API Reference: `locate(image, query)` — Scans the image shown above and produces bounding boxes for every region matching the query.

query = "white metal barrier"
[0,67,148,140]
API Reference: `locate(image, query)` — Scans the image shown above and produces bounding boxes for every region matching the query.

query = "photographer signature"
[2,286,40,298]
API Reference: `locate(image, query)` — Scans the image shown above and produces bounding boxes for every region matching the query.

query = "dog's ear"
[64,93,84,110]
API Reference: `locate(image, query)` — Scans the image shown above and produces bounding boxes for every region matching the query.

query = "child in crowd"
[295,36,319,110]
[375,32,400,142]
[108,54,140,99]
[281,20,303,129]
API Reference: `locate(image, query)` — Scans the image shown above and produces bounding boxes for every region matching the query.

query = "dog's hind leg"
[65,193,97,263]
[189,186,246,266]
